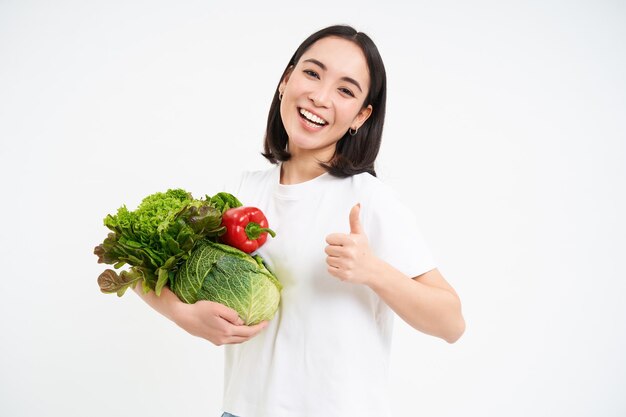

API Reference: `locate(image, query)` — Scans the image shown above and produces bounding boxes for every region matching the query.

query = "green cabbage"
[172,240,282,325]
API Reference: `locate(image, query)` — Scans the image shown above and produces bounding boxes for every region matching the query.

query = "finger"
[327,265,346,280]
[193,300,241,324]
[349,203,363,235]
[324,244,346,257]
[215,304,245,326]
[230,320,269,338]
[325,233,351,246]
[326,255,343,269]
[223,335,253,345]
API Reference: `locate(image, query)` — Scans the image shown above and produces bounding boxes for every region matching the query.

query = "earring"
[279,91,283,101]
[348,127,358,136]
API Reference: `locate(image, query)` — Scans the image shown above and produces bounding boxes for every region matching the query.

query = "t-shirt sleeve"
[220,171,247,197]
[364,185,437,279]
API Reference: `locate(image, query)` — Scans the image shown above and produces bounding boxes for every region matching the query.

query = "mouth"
[298,107,328,129]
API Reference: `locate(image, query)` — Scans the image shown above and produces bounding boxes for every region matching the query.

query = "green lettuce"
[94,189,241,296]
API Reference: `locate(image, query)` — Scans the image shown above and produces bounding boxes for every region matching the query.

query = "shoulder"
[226,165,279,205]
[350,172,408,211]
[241,165,276,183]
[353,174,436,274]
[340,172,415,234]
[224,165,277,195]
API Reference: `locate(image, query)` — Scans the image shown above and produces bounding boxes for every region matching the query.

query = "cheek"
[279,100,293,126]
[335,104,362,126]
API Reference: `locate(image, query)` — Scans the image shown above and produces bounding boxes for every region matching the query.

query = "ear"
[279,65,295,93]
[352,104,373,129]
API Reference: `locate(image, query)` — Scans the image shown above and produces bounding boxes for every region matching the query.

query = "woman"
[135,25,465,417]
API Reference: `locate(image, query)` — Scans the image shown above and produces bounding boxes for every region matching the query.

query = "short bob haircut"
[262,25,387,178]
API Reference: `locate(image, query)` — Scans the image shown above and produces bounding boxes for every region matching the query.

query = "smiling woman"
[132,24,464,417]
[275,36,373,170]
[263,26,387,180]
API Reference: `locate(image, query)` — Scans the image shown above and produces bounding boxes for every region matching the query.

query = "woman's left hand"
[325,203,379,286]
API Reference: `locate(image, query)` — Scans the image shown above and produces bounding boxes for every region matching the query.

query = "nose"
[308,83,332,108]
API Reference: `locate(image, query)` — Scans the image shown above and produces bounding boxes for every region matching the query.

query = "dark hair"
[261,25,387,177]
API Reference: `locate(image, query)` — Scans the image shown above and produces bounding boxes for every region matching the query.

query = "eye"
[339,87,355,97]
[304,69,319,79]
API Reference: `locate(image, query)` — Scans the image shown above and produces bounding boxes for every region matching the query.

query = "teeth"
[299,108,327,125]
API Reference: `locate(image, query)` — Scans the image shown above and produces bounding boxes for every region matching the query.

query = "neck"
[280,159,327,185]
[280,140,336,185]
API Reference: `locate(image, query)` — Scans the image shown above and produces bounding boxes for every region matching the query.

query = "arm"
[132,284,268,345]
[325,204,465,343]
[366,263,465,343]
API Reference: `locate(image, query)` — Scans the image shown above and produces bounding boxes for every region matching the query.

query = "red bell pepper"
[220,206,276,253]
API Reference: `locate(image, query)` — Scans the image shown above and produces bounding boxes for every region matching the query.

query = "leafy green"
[172,240,282,325]
[208,192,243,214]
[94,189,241,296]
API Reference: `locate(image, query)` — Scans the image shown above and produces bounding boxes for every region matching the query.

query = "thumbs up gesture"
[325,203,377,285]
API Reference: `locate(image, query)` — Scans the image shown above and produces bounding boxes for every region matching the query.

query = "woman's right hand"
[133,284,268,346]
[174,299,269,346]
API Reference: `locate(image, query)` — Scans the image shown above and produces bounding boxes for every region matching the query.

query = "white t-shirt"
[222,163,436,417]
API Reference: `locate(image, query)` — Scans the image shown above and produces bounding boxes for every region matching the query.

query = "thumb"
[349,203,363,235]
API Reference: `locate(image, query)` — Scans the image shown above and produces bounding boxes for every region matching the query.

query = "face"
[279,36,373,162]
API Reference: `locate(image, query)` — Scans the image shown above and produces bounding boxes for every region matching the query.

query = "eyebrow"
[303,58,363,93]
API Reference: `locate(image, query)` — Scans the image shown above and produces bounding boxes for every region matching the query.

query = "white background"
[1,1,625,416]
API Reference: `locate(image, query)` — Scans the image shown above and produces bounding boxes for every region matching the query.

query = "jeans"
[221,413,239,417]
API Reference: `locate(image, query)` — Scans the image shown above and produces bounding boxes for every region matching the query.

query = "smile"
[298,108,328,126]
